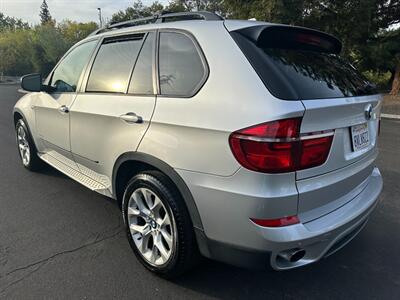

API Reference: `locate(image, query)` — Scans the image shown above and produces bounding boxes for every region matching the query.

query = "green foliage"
[33,25,69,75]
[362,70,392,90]
[222,0,305,22]
[0,12,29,32]
[359,29,400,72]
[0,30,35,76]
[58,21,98,45]
[0,14,98,76]
[362,28,400,94]
[111,1,165,23]
[173,0,224,12]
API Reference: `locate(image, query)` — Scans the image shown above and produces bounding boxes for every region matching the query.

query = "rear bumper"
[180,167,382,270]
[266,167,382,270]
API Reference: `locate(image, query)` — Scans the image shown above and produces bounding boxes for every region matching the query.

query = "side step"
[39,151,107,192]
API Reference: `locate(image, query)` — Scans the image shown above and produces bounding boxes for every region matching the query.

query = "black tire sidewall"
[122,173,182,275]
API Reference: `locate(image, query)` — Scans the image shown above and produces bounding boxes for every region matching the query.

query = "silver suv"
[13,12,383,277]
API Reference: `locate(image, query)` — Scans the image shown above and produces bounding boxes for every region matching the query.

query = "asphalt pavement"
[0,84,399,299]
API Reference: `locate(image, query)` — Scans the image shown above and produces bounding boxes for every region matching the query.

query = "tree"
[111,0,165,23]
[360,29,400,95]
[58,20,98,45]
[110,0,225,24]
[221,0,400,94]
[39,0,54,25]
[0,18,98,76]
[222,0,302,22]
[298,1,399,94]
[172,0,224,12]
[0,12,29,32]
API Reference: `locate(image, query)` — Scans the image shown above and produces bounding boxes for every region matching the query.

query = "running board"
[39,151,110,194]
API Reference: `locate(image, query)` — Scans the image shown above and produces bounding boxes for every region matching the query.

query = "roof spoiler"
[235,25,342,54]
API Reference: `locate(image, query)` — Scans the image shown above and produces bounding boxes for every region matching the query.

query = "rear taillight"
[229,118,333,173]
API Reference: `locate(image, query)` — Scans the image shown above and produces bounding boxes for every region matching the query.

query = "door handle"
[120,112,143,124]
[58,105,69,114]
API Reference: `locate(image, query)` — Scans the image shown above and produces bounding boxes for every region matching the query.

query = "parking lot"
[0,84,399,299]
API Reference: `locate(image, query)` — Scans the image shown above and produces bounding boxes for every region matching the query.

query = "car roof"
[81,19,270,43]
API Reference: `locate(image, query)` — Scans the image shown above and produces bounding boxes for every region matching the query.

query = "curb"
[0,82,19,85]
[381,113,400,120]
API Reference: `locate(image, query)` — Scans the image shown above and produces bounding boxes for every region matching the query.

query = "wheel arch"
[13,108,37,145]
[13,108,25,126]
[112,152,204,231]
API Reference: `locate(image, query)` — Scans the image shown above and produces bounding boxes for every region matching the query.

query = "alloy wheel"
[17,125,30,166]
[127,188,175,266]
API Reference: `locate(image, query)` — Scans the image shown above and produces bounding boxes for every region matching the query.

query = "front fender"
[13,92,41,149]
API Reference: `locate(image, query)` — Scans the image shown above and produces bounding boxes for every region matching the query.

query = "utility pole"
[97,8,102,27]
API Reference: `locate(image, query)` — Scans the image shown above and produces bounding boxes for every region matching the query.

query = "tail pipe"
[278,248,306,263]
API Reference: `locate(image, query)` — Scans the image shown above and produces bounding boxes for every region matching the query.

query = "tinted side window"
[158,32,205,96]
[128,32,154,95]
[50,40,97,93]
[86,35,143,93]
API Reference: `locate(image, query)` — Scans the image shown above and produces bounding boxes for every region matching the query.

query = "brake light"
[229,118,333,173]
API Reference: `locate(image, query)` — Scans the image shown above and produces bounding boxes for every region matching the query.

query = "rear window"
[231,28,377,100]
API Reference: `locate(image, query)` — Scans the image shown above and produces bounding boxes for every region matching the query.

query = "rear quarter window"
[158,31,206,97]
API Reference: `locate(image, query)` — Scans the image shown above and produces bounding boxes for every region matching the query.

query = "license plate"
[351,123,369,151]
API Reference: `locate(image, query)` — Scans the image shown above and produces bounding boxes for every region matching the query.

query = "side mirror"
[21,73,42,92]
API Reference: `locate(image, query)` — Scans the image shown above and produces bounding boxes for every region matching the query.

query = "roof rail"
[90,11,223,36]
[157,11,223,23]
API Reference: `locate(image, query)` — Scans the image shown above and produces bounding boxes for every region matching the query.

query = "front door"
[35,40,98,162]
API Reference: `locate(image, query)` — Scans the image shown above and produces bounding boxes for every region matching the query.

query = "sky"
[0,0,169,25]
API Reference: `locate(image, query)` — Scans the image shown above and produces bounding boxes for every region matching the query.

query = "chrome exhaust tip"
[278,248,306,263]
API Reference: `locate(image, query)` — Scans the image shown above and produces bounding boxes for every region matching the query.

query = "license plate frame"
[351,123,370,152]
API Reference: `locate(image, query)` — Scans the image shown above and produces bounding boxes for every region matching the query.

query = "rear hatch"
[228,22,381,221]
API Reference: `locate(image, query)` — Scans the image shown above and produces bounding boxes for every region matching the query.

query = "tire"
[15,119,44,171]
[122,170,199,278]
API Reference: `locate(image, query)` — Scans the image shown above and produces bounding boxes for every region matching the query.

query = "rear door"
[69,32,156,187]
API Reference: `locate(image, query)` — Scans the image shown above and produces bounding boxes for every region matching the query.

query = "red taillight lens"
[300,136,333,169]
[236,118,301,138]
[251,215,300,227]
[229,118,333,173]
